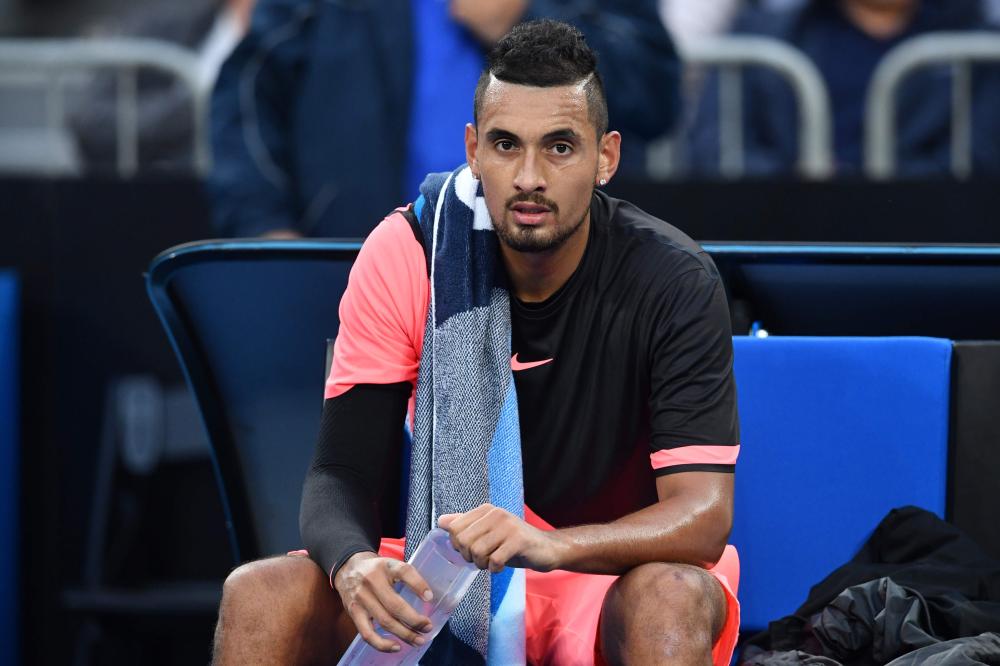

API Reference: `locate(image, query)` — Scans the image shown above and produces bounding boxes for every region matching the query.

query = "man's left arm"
[440,472,732,574]
[441,266,738,575]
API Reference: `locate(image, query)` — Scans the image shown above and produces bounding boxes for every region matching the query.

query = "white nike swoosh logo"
[511,353,554,372]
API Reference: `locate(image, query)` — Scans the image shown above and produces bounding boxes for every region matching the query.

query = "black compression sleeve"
[299,382,410,582]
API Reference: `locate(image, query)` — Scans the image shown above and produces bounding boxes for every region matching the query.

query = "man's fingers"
[467,527,507,570]
[451,515,493,562]
[452,513,507,568]
[441,504,493,533]
[368,579,432,646]
[346,601,400,653]
[443,504,495,552]
[368,599,428,648]
[486,540,519,573]
[391,561,435,605]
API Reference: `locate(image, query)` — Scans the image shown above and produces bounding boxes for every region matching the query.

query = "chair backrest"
[147,240,361,562]
[704,243,1000,339]
[730,336,952,631]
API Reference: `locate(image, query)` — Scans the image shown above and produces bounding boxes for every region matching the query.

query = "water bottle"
[337,528,479,665]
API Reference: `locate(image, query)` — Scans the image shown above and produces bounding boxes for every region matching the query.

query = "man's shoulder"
[355,207,430,282]
[366,206,425,252]
[598,192,720,283]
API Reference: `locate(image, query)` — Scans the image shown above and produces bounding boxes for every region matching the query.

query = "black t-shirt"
[511,191,738,527]
[301,191,739,576]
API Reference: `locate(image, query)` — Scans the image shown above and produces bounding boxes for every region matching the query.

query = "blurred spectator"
[659,0,743,53]
[687,0,1000,178]
[66,0,254,173]
[208,0,681,239]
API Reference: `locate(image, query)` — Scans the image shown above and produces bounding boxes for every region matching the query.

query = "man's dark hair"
[473,20,608,137]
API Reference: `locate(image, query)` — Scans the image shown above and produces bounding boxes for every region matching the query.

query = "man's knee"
[220,555,333,620]
[214,556,348,665]
[601,562,726,663]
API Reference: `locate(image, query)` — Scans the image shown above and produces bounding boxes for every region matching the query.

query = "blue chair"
[729,336,952,631]
[147,240,362,562]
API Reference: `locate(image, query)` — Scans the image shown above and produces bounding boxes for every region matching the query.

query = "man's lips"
[510,202,552,225]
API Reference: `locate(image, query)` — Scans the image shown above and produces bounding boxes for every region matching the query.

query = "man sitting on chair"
[212,19,741,666]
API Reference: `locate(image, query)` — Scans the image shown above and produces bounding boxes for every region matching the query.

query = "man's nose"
[514,152,546,193]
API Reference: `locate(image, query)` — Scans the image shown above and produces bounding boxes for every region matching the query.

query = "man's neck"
[501,214,591,304]
[839,0,918,40]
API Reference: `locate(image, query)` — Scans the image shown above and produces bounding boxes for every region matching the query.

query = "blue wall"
[0,271,18,666]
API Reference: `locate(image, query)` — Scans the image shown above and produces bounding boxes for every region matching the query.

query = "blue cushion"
[730,336,951,630]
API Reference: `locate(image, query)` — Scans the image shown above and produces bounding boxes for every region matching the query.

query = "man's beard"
[492,193,586,253]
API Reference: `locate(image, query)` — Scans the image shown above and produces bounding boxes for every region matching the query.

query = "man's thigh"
[525,566,618,665]
[523,548,740,666]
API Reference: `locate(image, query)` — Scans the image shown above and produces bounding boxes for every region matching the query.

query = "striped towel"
[405,165,526,665]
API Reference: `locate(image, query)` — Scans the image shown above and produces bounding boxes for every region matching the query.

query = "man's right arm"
[299,382,411,584]
[208,0,317,237]
[298,210,431,650]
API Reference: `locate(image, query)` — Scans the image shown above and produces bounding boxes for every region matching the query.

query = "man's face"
[466,77,615,254]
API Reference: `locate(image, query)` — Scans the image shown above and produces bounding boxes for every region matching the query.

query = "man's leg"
[598,562,727,665]
[212,555,357,666]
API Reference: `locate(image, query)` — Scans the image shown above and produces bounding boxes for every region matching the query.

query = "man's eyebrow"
[542,128,582,143]
[485,128,520,143]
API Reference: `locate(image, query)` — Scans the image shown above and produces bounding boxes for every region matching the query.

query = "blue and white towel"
[404,165,526,664]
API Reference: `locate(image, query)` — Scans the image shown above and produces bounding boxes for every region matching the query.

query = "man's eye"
[552,143,573,155]
[496,140,515,151]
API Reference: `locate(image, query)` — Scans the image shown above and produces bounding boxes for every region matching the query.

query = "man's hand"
[333,552,434,652]
[438,504,563,573]
[449,0,528,45]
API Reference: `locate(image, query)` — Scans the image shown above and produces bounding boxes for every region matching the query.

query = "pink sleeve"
[324,211,429,399]
[650,445,740,471]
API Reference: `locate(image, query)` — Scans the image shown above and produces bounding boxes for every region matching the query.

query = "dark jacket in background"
[208,0,681,238]
[742,506,1000,665]
[687,0,1000,178]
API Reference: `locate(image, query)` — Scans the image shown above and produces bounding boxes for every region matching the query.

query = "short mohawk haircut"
[473,19,608,136]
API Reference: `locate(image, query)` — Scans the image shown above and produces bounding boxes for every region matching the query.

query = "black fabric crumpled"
[740,507,1000,665]
[744,633,1000,666]
[812,577,936,662]
[886,632,1000,665]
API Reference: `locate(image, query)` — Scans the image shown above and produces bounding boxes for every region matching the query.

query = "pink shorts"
[374,508,740,666]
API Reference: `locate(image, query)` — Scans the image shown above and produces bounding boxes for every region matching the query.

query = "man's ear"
[465,123,480,178]
[596,130,622,186]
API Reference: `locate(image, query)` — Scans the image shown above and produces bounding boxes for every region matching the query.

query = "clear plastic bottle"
[336,528,479,665]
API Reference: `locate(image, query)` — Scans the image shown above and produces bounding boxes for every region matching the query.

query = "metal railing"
[0,38,210,177]
[684,35,834,179]
[865,32,1000,180]
[5,33,999,182]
